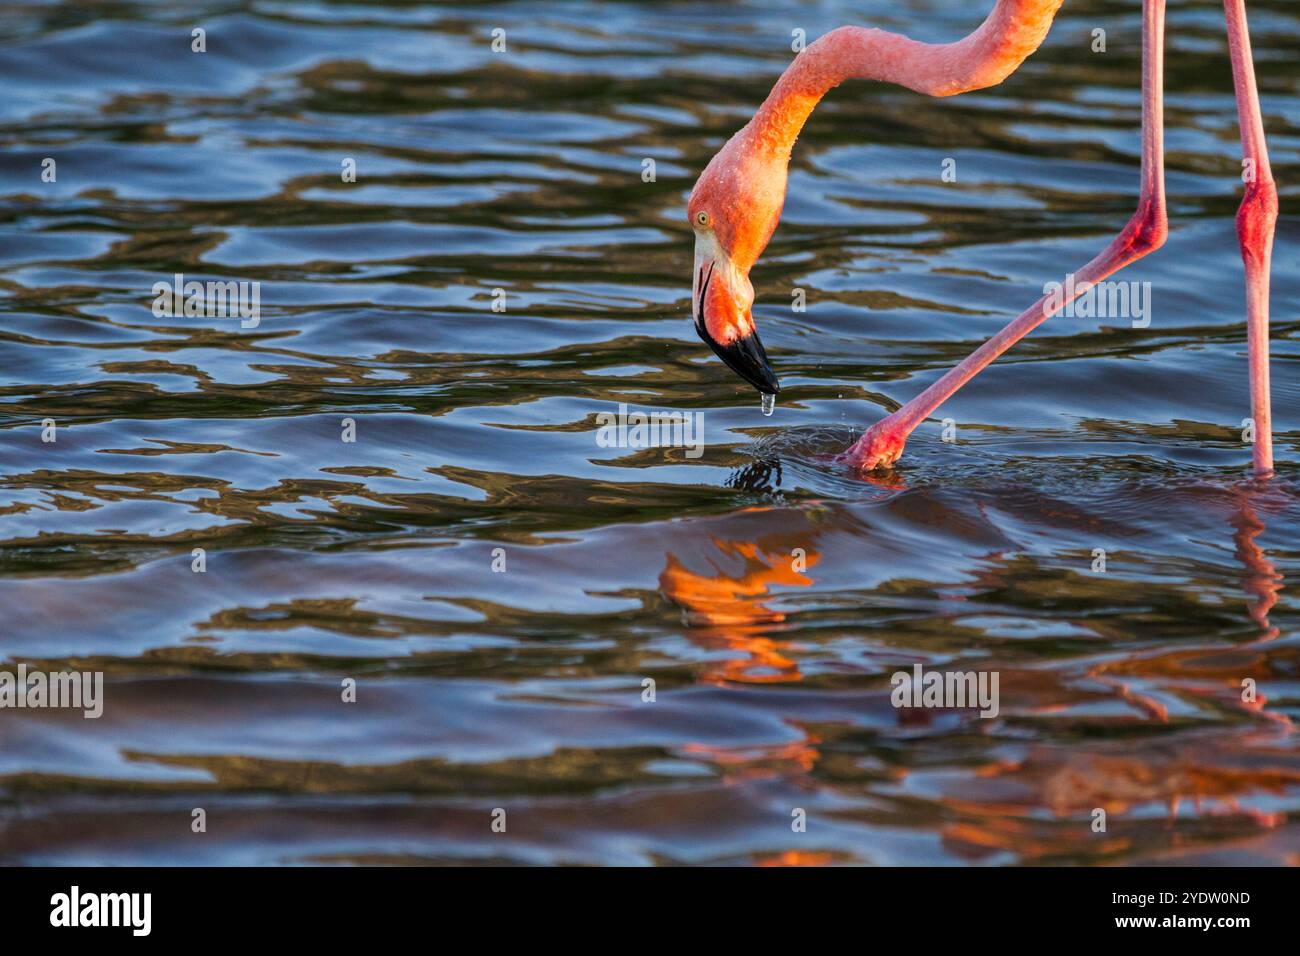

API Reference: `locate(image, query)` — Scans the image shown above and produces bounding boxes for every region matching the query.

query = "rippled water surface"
[2,0,1299,865]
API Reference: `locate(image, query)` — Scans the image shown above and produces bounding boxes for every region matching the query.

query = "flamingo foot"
[838,418,908,473]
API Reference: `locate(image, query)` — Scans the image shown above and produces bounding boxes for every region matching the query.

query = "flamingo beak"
[692,243,780,396]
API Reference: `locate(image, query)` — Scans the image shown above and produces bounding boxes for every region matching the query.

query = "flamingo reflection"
[659,527,819,685]
[951,481,1293,860]
[658,518,828,861]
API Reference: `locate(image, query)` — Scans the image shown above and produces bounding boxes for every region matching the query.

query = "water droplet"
[761,392,776,417]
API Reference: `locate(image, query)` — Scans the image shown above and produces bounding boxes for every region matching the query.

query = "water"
[0,0,1297,866]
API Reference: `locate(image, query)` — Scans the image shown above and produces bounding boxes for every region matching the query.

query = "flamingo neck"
[749,0,1064,159]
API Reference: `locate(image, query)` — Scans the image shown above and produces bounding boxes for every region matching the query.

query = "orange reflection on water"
[754,850,836,867]
[681,733,822,780]
[659,531,819,685]
[662,527,825,805]
[935,742,1298,862]
[1231,489,1284,638]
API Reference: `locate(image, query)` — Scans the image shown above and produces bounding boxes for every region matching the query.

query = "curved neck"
[750,0,1064,159]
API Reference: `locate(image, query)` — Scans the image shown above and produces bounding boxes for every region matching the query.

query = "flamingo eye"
[695,210,710,227]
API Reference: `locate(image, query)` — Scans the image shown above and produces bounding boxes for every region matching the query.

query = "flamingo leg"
[841,0,1168,472]
[1224,0,1277,476]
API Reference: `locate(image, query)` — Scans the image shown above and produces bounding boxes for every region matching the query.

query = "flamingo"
[688,0,1278,475]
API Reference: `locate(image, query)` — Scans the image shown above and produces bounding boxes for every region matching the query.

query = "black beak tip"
[698,321,781,397]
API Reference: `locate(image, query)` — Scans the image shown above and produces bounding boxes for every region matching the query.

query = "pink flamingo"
[688,0,1278,475]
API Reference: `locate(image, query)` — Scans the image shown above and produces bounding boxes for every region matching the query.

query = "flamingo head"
[687,134,786,396]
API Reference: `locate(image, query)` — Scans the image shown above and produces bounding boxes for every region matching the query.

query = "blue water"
[0,0,1298,865]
